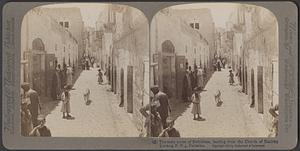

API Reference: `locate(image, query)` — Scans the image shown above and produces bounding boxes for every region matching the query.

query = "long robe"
[196,69,204,89]
[182,73,192,101]
[66,68,73,86]
[191,93,201,114]
[61,92,71,113]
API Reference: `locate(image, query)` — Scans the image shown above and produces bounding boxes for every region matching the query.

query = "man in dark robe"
[182,70,192,102]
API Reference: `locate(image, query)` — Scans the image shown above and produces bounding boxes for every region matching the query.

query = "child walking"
[61,85,72,119]
[191,87,205,120]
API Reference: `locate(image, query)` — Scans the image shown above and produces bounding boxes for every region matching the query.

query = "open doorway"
[250,68,255,108]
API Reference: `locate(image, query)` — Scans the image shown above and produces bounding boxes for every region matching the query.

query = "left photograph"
[20,3,149,137]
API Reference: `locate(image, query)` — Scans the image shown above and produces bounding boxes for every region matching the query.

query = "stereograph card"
[1,1,298,150]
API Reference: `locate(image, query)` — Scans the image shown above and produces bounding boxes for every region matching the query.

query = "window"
[190,23,194,28]
[195,23,199,29]
[59,22,64,27]
[194,48,196,54]
[65,22,69,28]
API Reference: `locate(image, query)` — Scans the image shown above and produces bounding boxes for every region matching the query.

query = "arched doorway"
[31,38,46,96]
[161,40,175,98]
[32,38,45,50]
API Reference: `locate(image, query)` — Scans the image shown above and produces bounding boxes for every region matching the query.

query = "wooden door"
[257,66,264,113]
[175,56,186,100]
[251,69,255,106]
[45,54,56,97]
[32,54,42,95]
[127,66,133,113]
[120,68,124,107]
[162,56,172,98]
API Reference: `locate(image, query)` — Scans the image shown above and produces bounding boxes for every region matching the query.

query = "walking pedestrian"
[151,85,171,129]
[196,66,204,90]
[21,97,33,136]
[85,58,90,70]
[189,66,196,89]
[139,100,163,137]
[52,66,62,100]
[191,87,205,121]
[97,69,103,84]
[61,85,72,119]
[62,63,67,86]
[21,83,41,127]
[81,59,85,70]
[66,66,73,88]
[182,70,192,102]
[217,59,222,71]
[229,70,234,85]
[57,64,64,89]
[222,58,226,68]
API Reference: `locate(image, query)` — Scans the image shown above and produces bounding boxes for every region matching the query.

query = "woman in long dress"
[61,86,72,119]
[191,87,204,120]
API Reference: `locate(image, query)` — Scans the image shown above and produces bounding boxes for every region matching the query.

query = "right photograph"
[149,3,278,137]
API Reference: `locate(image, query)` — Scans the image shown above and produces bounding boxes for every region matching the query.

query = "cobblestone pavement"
[170,68,269,137]
[44,68,139,137]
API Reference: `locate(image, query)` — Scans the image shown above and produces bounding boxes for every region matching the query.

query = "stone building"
[150,9,211,104]
[171,8,216,68]
[228,4,279,130]
[83,26,100,62]
[21,7,79,97]
[41,7,84,62]
[98,5,149,133]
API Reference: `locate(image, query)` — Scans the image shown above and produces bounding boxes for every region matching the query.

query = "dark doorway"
[245,66,248,94]
[161,40,175,98]
[113,66,117,94]
[250,69,255,107]
[257,66,264,113]
[31,38,46,96]
[119,68,124,107]
[127,66,133,113]
[175,56,186,100]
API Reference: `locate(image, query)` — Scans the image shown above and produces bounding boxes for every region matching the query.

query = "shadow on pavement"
[169,100,192,121]
[40,97,60,117]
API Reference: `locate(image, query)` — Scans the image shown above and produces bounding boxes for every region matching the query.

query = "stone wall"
[112,7,149,133]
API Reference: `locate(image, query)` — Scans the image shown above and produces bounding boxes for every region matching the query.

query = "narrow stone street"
[43,68,139,137]
[170,69,269,137]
